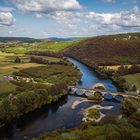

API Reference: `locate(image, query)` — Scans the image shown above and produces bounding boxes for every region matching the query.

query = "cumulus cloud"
[10,0,82,15]
[0,12,15,26]
[86,6,140,28]
[35,6,140,36]
[3,0,140,36]
[54,7,140,28]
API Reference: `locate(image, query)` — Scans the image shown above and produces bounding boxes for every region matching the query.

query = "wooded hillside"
[65,33,140,66]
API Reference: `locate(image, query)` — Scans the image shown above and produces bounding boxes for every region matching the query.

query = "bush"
[14,56,21,63]
[121,99,137,117]
[88,96,103,102]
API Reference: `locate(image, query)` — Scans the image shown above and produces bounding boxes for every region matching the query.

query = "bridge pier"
[68,86,139,101]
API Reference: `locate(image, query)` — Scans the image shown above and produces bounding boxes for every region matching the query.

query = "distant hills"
[1,32,140,66]
[0,37,40,43]
[0,37,82,43]
[47,37,82,42]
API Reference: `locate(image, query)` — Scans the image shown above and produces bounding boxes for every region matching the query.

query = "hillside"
[65,33,140,66]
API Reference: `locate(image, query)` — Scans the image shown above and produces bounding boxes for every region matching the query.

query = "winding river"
[0,58,120,140]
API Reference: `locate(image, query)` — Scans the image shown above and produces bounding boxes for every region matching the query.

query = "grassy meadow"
[0,81,16,99]
[123,73,140,90]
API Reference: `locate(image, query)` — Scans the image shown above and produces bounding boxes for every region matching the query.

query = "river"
[0,58,120,140]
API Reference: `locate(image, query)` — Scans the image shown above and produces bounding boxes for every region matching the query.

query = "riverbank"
[0,63,81,127]
[66,56,140,93]
[35,97,140,140]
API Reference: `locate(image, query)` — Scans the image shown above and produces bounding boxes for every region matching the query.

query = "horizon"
[0,0,140,38]
[0,31,140,39]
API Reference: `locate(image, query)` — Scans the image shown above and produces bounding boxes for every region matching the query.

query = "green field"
[0,80,16,99]
[0,63,45,77]
[123,73,140,90]
[1,40,80,54]
[34,56,62,62]
[0,51,63,77]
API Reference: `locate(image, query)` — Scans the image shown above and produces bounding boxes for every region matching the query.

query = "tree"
[0,98,17,121]
[121,99,137,117]
[14,56,21,63]
[132,85,137,91]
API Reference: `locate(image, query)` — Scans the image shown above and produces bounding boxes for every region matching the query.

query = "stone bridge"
[68,86,140,100]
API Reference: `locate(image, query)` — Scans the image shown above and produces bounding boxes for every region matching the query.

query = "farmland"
[1,40,80,54]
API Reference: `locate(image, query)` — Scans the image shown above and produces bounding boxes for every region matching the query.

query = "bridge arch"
[104,93,113,100]
[114,95,124,102]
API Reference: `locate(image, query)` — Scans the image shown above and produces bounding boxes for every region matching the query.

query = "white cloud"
[11,0,82,15]
[0,12,15,26]
[0,6,14,12]
[42,6,140,36]
[46,6,139,26]
[2,1,140,37]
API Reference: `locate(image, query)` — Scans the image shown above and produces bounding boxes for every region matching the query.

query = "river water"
[0,58,120,140]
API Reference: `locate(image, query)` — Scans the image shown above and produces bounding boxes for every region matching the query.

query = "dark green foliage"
[132,85,137,91]
[129,111,140,129]
[121,99,138,117]
[30,56,68,65]
[36,124,140,140]
[113,76,127,91]
[0,98,17,121]
[121,98,140,129]
[14,56,21,63]
[14,65,80,84]
[0,64,80,124]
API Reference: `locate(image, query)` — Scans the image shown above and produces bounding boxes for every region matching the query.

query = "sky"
[0,0,140,38]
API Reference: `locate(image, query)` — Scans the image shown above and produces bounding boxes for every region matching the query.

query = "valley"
[0,33,140,140]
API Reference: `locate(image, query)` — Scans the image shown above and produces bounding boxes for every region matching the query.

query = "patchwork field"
[1,40,80,54]
[0,50,63,77]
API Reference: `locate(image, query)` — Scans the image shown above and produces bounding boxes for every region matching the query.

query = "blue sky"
[0,0,140,38]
